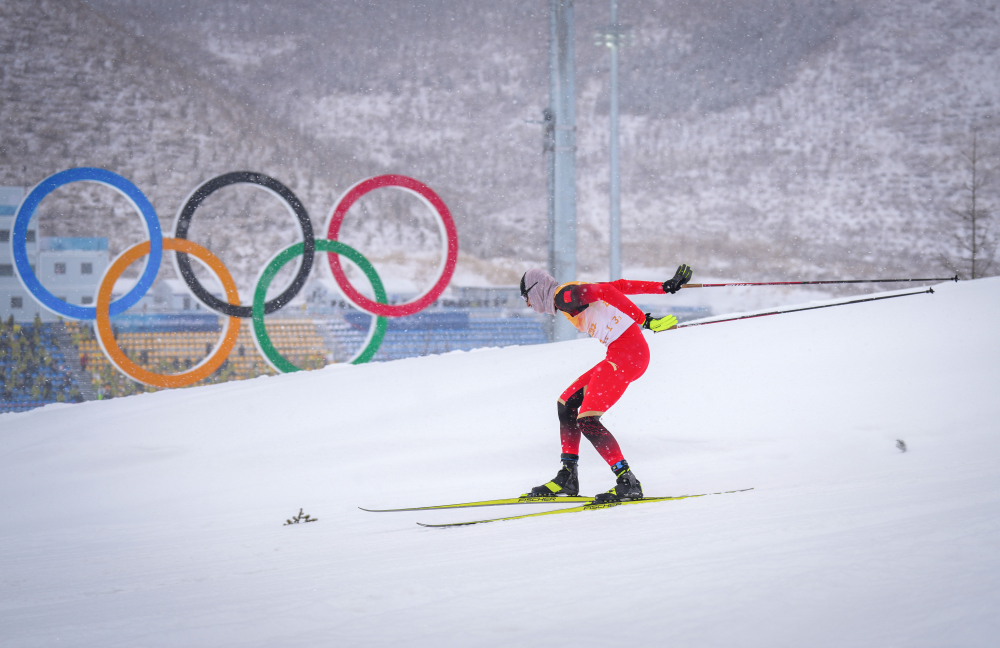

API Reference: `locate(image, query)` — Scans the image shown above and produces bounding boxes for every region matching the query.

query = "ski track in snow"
[1,278,999,647]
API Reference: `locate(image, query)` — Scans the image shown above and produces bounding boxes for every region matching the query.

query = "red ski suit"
[555,279,665,465]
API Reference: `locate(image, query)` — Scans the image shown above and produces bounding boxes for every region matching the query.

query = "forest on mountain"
[2,0,997,291]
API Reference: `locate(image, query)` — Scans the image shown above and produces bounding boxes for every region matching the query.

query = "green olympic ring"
[252,239,388,371]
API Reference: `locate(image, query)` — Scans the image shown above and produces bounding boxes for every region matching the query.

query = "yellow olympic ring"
[95,238,241,388]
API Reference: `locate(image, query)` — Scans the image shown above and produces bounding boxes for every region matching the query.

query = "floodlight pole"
[608,0,621,281]
[550,0,578,342]
[543,108,555,280]
[596,3,630,280]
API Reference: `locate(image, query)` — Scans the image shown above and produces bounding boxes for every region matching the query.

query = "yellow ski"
[359,495,595,513]
[416,489,753,527]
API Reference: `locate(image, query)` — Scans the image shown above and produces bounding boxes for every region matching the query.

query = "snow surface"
[1,277,999,647]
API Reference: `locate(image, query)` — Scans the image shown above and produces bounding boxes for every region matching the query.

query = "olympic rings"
[325,175,458,317]
[12,167,163,320]
[173,171,314,318]
[8,167,457,386]
[252,240,388,372]
[95,238,241,388]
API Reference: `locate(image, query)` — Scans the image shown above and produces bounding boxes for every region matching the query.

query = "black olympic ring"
[172,171,315,318]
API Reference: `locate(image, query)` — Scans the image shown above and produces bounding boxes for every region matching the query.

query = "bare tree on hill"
[938,131,997,280]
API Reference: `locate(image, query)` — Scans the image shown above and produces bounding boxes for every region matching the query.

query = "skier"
[520,264,693,502]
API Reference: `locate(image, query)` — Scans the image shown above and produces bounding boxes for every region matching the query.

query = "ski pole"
[681,276,958,289]
[665,287,934,331]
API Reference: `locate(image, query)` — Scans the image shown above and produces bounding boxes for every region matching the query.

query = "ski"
[359,495,595,513]
[416,488,754,527]
[415,495,694,526]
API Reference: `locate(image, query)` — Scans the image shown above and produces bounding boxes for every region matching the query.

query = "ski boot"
[524,454,580,497]
[593,460,642,503]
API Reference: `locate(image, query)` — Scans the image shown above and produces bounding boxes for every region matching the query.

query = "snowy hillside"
[604,0,1000,279]
[1,276,997,646]
[0,0,385,299]
[4,0,999,291]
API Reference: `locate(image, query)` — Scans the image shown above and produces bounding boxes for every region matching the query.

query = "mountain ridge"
[3,0,998,290]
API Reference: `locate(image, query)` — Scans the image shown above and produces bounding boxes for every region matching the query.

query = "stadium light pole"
[550,0,578,342]
[596,1,631,281]
[543,108,556,281]
[525,107,557,342]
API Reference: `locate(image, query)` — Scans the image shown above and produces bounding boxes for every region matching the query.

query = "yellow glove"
[642,313,678,332]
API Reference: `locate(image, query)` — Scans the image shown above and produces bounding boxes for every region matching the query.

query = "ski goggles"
[519,275,538,302]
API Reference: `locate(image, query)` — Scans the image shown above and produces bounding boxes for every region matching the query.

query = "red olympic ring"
[325,175,458,318]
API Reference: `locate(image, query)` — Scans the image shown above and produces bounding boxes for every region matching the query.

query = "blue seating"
[2,314,550,412]
[324,313,547,362]
[0,321,83,412]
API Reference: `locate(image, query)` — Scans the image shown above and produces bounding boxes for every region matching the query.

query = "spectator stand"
[0,314,84,413]
[4,286,556,412]
[66,314,328,401]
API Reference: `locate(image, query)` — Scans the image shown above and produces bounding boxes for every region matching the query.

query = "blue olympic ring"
[12,167,163,320]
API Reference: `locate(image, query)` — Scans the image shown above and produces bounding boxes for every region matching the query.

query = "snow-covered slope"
[1,277,998,646]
